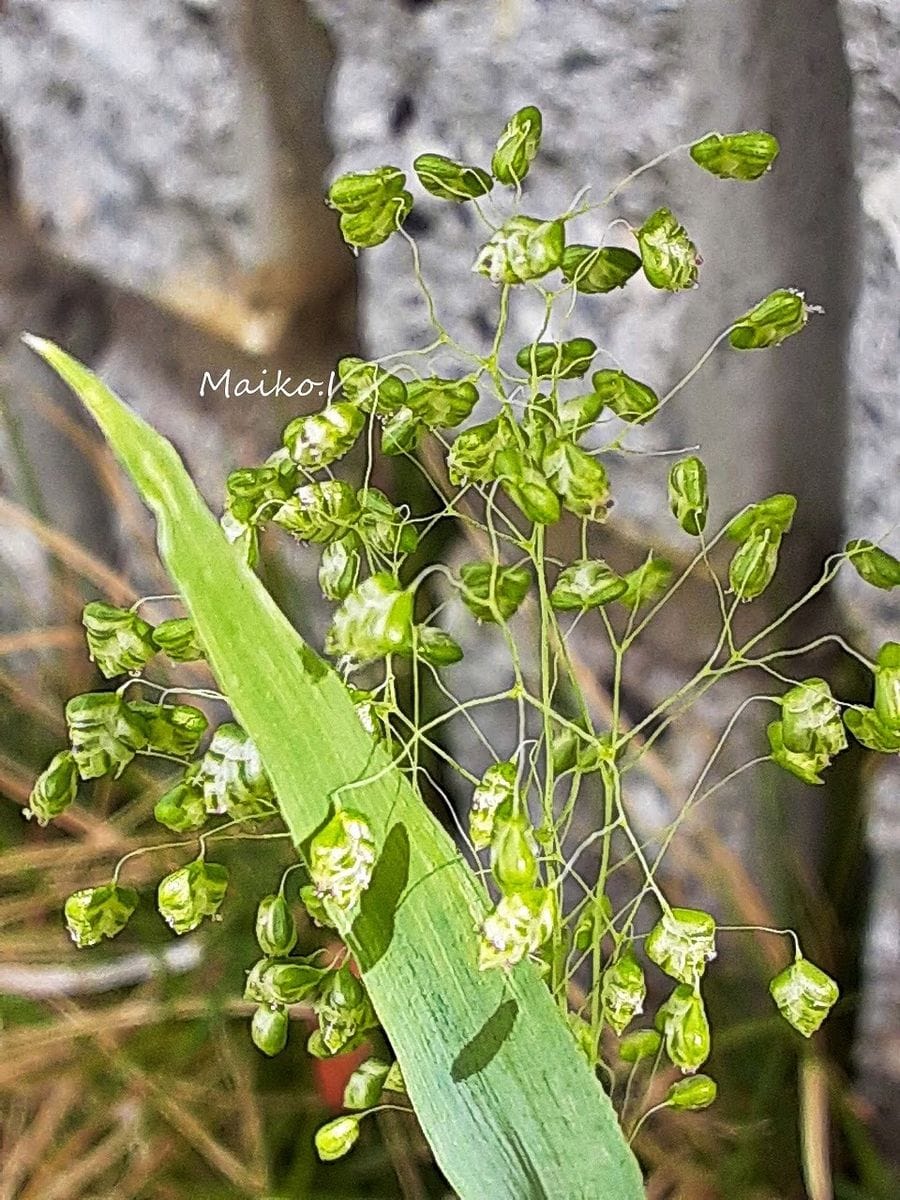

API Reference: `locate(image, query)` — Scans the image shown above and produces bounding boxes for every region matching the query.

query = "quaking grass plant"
[23,107,900,1197]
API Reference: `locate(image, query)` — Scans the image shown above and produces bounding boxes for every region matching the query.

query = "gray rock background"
[0,0,342,351]
[837,0,900,1142]
[0,0,897,1159]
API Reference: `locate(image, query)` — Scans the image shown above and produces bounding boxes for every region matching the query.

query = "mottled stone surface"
[837,0,900,1144]
[312,0,691,530]
[0,0,355,612]
[0,0,344,351]
[311,0,686,341]
[856,767,900,1146]
[838,0,900,642]
[311,0,854,558]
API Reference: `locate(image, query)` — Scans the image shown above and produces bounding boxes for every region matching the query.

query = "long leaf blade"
[25,334,644,1200]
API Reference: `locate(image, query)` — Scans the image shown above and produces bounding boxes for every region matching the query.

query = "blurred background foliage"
[0,1,897,1198]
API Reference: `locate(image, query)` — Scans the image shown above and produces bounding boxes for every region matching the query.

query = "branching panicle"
[30,106,899,1160]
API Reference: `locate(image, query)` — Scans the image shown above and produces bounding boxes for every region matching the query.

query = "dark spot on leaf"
[451,997,518,1082]
[298,644,328,681]
[352,822,410,971]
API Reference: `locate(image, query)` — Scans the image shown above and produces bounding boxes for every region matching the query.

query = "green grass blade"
[24,334,644,1200]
